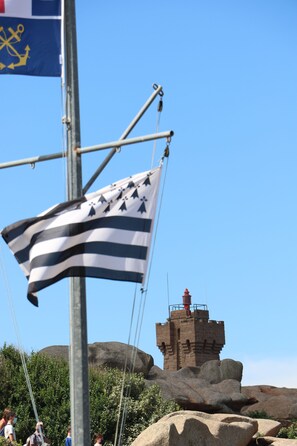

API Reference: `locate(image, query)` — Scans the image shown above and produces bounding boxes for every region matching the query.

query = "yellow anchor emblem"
[0,24,30,70]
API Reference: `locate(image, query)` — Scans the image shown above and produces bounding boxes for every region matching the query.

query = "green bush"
[0,345,70,445]
[245,410,270,419]
[0,345,179,446]
[0,438,22,446]
[277,421,297,439]
[89,365,179,445]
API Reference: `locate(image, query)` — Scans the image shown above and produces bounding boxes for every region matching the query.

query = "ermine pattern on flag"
[1,167,162,306]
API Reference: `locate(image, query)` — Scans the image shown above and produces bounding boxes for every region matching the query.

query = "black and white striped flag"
[1,166,162,306]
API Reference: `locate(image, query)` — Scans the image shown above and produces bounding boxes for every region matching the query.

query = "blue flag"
[0,0,61,77]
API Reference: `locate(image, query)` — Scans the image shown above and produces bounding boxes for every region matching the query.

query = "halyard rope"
[114,155,170,446]
[150,95,163,170]
[0,247,40,424]
[0,54,68,433]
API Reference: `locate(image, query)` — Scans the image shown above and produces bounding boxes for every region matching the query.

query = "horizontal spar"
[77,130,174,155]
[0,130,174,169]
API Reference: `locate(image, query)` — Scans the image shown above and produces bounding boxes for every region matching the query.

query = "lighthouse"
[156,289,225,371]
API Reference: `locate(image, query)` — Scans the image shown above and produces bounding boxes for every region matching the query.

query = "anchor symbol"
[0,24,30,70]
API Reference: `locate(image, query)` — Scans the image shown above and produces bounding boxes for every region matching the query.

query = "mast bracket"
[62,115,71,128]
[153,83,164,97]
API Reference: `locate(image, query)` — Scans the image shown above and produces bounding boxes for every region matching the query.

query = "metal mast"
[64,1,90,446]
[0,5,173,446]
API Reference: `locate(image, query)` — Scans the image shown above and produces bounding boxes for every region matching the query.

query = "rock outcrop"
[255,439,297,445]
[145,359,248,412]
[130,411,297,446]
[145,361,297,419]
[39,342,154,376]
[40,343,297,424]
[256,419,282,437]
[131,411,258,446]
[241,386,297,420]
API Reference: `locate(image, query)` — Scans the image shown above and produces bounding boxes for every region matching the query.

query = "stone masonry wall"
[156,308,225,371]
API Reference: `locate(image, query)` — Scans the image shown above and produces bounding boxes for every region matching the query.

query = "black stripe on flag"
[1,196,87,243]
[13,215,152,265]
[30,241,148,269]
[28,266,144,305]
[1,166,162,306]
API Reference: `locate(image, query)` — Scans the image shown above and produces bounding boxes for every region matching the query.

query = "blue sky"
[1,0,297,387]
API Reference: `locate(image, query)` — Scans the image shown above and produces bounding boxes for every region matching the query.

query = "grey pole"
[65,2,90,446]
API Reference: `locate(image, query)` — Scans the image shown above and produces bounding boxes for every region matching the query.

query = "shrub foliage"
[245,410,270,419]
[0,345,179,446]
[277,421,297,439]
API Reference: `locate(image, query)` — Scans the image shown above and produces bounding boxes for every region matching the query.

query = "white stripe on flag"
[1,166,162,306]
[30,228,150,259]
[29,254,148,284]
[0,0,61,18]
[0,0,31,17]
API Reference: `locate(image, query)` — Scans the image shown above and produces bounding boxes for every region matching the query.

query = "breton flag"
[1,166,162,306]
[0,0,61,76]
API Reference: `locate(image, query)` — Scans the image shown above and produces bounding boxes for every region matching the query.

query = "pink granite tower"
[156,288,225,371]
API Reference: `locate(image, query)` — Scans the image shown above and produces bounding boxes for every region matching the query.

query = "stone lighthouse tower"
[156,288,225,371]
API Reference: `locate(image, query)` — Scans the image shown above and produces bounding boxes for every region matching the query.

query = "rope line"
[0,28,67,434]
[114,155,170,445]
[144,155,170,293]
[115,291,143,446]
[150,96,163,170]
[0,247,40,424]
[114,284,138,446]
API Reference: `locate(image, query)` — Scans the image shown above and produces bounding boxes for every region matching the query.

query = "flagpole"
[64,2,90,446]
